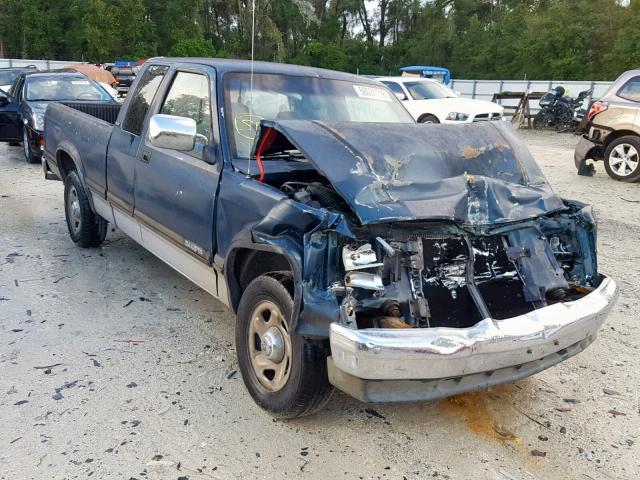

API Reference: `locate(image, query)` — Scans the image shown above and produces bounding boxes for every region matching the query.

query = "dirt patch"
[463,145,482,159]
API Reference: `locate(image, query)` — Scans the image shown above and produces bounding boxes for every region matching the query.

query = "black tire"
[604,136,640,182]
[22,127,39,164]
[236,274,333,418]
[418,114,440,124]
[533,110,552,129]
[64,171,108,247]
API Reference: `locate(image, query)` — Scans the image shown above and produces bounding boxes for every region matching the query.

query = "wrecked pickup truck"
[43,58,618,418]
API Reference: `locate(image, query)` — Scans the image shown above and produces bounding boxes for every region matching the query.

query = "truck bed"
[59,101,121,125]
[44,102,119,195]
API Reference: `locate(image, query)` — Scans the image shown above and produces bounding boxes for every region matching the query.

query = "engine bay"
[278,179,598,330]
[335,217,598,330]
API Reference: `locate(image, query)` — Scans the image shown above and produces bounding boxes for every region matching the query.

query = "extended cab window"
[160,71,212,157]
[617,76,640,102]
[122,65,168,135]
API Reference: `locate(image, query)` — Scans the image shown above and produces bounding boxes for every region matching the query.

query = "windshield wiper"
[258,150,307,162]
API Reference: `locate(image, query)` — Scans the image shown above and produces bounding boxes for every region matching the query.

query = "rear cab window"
[112,67,134,77]
[617,76,640,102]
[382,81,407,98]
[122,65,169,135]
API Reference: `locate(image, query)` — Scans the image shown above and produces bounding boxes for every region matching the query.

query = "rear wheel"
[236,274,333,418]
[604,136,640,182]
[418,114,440,124]
[64,171,108,247]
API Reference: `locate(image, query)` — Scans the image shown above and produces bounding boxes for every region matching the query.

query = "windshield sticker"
[71,80,90,85]
[353,85,392,102]
[234,113,264,140]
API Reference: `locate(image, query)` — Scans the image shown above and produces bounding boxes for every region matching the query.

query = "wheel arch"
[56,145,96,213]
[55,142,84,180]
[417,113,440,123]
[224,242,303,322]
[603,130,640,149]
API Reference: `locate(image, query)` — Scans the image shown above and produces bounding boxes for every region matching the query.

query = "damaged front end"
[333,201,600,333]
[251,120,618,403]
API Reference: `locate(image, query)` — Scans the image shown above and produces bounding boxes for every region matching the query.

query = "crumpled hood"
[256,120,566,226]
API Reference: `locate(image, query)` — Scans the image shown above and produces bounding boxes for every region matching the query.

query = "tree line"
[0,0,637,80]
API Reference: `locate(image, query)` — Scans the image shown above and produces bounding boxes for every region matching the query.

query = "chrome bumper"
[329,276,617,382]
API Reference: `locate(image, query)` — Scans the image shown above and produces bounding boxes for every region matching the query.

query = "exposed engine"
[280,177,599,330]
[281,181,348,213]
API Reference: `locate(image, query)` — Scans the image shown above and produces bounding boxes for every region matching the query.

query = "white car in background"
[377,76,504,124]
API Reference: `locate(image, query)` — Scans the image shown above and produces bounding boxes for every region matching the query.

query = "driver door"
[134,66,222,266]
[0,76,23,142]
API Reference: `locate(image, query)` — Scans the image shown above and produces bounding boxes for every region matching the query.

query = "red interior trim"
[255,127,278,183]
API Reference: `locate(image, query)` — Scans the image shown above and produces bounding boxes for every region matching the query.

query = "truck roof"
[147,57,381,84]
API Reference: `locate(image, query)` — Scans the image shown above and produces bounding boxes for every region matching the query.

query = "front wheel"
[236,274,333,418]
[23,127,39,164]
[533,110,553,129]
[64,171,108,247]
[604,136,640,182]
[418,114,440,124]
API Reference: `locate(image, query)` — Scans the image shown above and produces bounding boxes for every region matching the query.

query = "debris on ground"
[608,410,627,417]
[364,408,386,420]
[578,448,593,461]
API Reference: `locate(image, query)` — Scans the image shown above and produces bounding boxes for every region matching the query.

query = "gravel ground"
[0,130,638,480]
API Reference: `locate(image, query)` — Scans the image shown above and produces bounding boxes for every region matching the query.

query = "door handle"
[142,149,152,163]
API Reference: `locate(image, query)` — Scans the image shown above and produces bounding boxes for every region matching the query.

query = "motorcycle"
[533,86,593,131]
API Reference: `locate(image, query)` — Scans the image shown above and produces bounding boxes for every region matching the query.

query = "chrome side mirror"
[148,114,196,151]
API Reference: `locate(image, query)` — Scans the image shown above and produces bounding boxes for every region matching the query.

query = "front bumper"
[25,127,44,157]
[574,136,601,176]
[328,276,617,402]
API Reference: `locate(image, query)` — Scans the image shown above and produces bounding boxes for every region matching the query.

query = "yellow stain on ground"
[440,389,523,444]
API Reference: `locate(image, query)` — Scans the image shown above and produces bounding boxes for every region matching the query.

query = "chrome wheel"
[248,300,292,392]
[609,143,639,177]
[66,185,82,235]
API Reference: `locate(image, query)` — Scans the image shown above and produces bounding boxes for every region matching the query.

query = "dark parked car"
[0,70,117,163]
[0,65,37,92]
[110,65,138,95]
[44,58,617,417]
[575,69,640,182]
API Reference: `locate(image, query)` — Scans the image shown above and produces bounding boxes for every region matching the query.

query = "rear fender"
[55,142,95,212]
